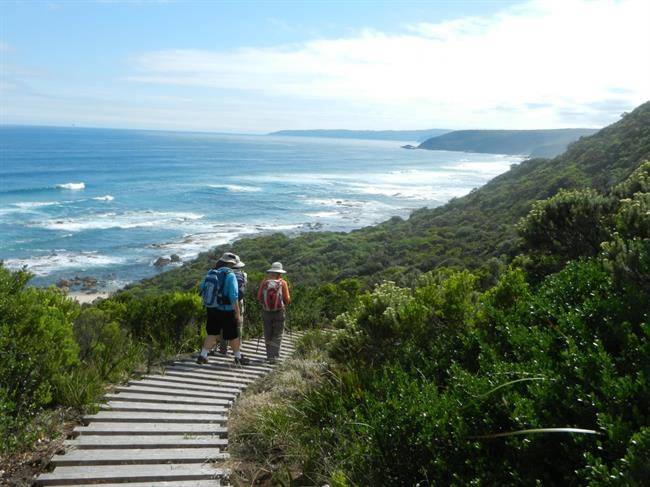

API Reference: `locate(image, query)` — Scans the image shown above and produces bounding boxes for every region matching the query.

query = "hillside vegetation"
[228,107,650,485]
[418,128,598,157]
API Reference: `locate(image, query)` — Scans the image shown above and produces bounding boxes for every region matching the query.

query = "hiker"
[257,261,291,364]
[213,254,247,355]
[197,252,249,365]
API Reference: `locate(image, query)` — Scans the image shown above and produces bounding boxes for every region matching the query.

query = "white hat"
[218,252,238,265]
[233,254,245,269]
[266,261,286,274]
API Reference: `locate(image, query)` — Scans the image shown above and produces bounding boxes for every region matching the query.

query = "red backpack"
[261,279,284,311]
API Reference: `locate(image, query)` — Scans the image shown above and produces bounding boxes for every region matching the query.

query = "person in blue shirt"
[197,252,250,366]
[214,254,247,355]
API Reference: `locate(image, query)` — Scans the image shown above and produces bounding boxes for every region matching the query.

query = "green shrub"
[0,265,80,453]
[101,290,203,358]
[73,307,143,382]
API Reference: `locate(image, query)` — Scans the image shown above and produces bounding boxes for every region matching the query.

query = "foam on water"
[150,222,302,260]
[14,201,62,209]
[92,195,115,201]
[345,182,469,201]
[34,211,204,232]
[4,251,125,276]
[442,160,514,176]
[207,184,262,193]
[304,198,366,208]
[305,211,342,218]
[56,182,85,190]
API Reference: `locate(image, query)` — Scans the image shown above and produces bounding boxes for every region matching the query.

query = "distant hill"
[418,128,599,157]
[269,128,450,142]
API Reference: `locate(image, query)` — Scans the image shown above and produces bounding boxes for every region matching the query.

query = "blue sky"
[2,0,649,132]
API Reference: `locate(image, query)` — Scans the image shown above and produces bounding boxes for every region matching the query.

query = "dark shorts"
[206,308,239,340]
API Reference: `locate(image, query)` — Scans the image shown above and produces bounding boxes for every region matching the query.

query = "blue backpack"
[201,268,233,308]
[234,270,247,299]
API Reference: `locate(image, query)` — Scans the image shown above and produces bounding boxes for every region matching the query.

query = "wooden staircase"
[36,332,302,486]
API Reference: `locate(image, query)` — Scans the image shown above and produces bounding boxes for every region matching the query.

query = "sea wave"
[92,195,115,201]
[304,198,365,208]
[4,251,125,276]
[207,184,262,193]
[304,211,342,218]
[345,182,469,201]
[150,222,301,260]
[0,200,62,217]
[34,210,204,232]
[441,160,514,176]
[56,182,85,190]
[13,201,62,209]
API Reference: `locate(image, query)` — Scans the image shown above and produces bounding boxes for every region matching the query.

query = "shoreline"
[69,291,110,304]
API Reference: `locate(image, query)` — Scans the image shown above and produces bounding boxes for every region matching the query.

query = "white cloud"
[126,0,650,129]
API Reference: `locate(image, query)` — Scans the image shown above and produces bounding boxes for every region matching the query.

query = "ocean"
[0,126,521,291]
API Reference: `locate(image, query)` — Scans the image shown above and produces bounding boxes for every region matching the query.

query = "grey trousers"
[263,309,285,359]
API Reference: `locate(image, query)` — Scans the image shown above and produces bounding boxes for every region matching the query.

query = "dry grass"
[226,330,332,486]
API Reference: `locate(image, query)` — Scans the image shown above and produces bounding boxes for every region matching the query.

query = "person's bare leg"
[203,334,219,351]
[229,337,240,353]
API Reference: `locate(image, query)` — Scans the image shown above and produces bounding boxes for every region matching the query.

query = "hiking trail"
[36,332,303,486]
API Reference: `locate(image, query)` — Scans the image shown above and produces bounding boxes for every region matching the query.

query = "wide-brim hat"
[233,254,245,269]
[218,252,238,265]
[266,261,286,274]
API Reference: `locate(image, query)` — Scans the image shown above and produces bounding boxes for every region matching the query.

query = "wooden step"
[101,401,227,414]
[83,411,227,424]
[156,369,258,384]
[66,434,228,450]
[67,482,221,487]
[74,422,227,436]
[114,385,237,399]
[51,447,227,466]
[147,371,264,387]
[172,359,272,374]
[157,370,256,385]
[36,463,224,485]
[240,343,292,355]
[164,365,263,380]
[105,392,230,406]
[128,379,245,393]
[241,341,293,352]
[67,479,221,487]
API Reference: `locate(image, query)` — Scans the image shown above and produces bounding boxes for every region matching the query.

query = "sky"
[1,0,649,133]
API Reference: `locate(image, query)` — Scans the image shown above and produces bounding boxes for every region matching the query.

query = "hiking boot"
[234,355,250,366]
[196,355,209,365]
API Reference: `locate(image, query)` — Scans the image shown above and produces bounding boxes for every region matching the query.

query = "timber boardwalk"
[37,333,302,486]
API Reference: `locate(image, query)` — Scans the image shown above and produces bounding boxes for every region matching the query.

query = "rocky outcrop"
[153,254,181,267]
[56,276,99,291]
[153,257,172,268]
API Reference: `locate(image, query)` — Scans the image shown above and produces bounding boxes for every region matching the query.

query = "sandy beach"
[69,292,109,304]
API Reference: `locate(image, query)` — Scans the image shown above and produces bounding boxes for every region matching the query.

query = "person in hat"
[214,254,247,355]
[197,252,249,365]
[257,261,291,363]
